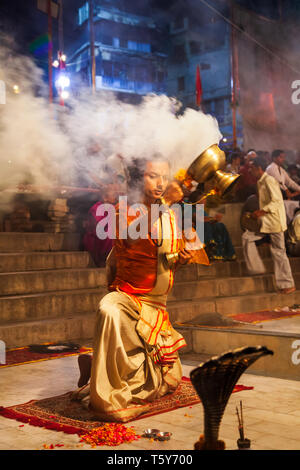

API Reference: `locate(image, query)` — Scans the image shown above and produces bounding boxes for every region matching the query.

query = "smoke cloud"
[0,36,222,205]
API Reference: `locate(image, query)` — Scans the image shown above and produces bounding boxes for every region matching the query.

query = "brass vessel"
[186,144,240,196]
[214,169,240,196]
[187,144,226,183]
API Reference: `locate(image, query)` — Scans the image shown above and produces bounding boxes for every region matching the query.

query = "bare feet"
[279,286,296,295]
[77,354,92,387]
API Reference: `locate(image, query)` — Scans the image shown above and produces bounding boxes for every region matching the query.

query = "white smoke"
[0,39,222,198]
[0,38,72,193]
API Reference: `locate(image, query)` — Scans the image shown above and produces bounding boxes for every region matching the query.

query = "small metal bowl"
[156,431,172,441]
[143,428,160,438]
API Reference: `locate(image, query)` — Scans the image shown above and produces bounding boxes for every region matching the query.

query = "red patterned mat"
[0,345,93,368]
[229,309,300,324]
[0,378,252,435]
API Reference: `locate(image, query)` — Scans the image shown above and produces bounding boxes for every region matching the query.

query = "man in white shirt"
[242,156,295,294]
[266,149,300,199]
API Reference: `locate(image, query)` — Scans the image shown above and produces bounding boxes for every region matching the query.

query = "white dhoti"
[242,229,295,289]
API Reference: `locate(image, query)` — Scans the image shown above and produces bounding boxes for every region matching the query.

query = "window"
[173,44,186,63]
[128,41,151,53]
[102,35,113,46]
[157,71,165,83]
[173,17,185,30]
[189,41,202,55]
[214,98,225,116]
[203,100,214,114]
[177,76,185,92]
[119,37,127,48]
[128,41,138,51]
[78,2,89,26]
[102,61,113,77]
[202,37,224,52]
[137,43,151,53]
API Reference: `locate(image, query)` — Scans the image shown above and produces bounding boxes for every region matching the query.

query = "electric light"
[60,90,69,100]
[56,75,70,89]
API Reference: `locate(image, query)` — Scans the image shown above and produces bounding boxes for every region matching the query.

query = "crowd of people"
[80,147,300,269]
[225,147,300,203]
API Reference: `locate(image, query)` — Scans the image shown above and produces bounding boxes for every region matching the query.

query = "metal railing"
[98,76,165,94]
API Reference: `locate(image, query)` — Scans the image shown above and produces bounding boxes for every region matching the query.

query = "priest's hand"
[162,181,184,206]
[178,248,192,265]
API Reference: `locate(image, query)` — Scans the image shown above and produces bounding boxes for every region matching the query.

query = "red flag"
[196,65,202,107]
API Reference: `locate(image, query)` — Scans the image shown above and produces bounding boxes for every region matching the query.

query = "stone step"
[2,266,297,299]
[0,268,106,296]
[234,244,271,260]
[0,232,81,253]
[177,326,300,381]
[0,251,91,273]
[0,312,96,349]
[2,287,300,349]
[0,288,105,324]
[167,289,300,324]
[174,256,300,281]
[171,274,275,301]
[1,271,298,324]
[172,272,300,301]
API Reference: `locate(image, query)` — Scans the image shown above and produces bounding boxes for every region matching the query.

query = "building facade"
[163,0,243,148]
[65,0,243,145]
[66,0,167,102]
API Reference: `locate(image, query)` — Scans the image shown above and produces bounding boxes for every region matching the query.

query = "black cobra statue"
[190,345,274,450]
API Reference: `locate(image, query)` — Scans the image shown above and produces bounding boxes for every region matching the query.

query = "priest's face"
[143,160,170,204]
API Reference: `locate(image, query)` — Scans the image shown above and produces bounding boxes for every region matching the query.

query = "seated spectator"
[266,149,300,200]
[202,211,236,261]
[235,149,257,201]
[82,156,128,267]
[82,182,119,267]
[287,164,300,185]
[226,151,241,175]
[190,186,236,261]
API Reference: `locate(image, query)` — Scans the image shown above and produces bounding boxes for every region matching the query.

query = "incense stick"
[236,402,245,440]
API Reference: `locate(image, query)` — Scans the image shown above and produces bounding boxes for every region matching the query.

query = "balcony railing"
[96,76,165,94]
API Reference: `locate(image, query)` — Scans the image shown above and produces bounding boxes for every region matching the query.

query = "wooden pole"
[230,0,237,149]
[89,0,96,92]
[58,0,64,52]
[47,0,53,104]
